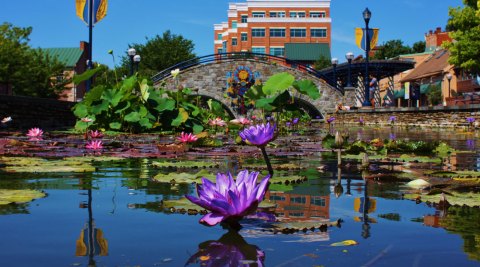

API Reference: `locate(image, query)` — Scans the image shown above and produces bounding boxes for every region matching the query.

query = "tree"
[372,39,413,59]
[120,30,197,77]
[313,55,331,70]
[412,41,426,53]
[0,22,66,98]
[443,1,480,74]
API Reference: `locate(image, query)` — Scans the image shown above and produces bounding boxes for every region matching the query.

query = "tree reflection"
[185,231,265,267]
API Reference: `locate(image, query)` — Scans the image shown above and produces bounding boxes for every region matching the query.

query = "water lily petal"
[200,213,225,226]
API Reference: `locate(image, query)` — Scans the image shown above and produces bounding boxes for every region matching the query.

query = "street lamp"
[127,48,136,76]
[346,52,354,87]
[331,57,338,89]
[362,8,372,107]
[446,73,452,98]
[133,54,141,73]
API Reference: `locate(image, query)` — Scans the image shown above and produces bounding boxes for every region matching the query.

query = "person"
[369,75,377,107]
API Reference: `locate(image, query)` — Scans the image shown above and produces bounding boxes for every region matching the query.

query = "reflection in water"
[75,180,108,266]
[354,173,377,239]
[185,231,265,267]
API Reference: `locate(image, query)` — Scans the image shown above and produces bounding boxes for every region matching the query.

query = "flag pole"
[86,0,94,92]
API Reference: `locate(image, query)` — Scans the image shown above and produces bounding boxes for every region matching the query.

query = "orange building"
[214,0,332,64]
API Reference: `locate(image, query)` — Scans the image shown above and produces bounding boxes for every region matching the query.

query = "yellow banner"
[355,28,380,51]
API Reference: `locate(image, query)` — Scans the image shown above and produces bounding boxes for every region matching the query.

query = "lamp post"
[362,8,372,107]
[346,52,354,87]
[331,57,338,89]
[446,73,452,98]
[133,55,141,74]
[127,48,136,76]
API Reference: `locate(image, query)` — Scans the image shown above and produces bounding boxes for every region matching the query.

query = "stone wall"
[334,105,480,128]
[160,59,345,118]
[0,95,76,130]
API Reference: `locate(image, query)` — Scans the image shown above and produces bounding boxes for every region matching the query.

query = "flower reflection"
[466,139,475,150]
[185,231,265,267]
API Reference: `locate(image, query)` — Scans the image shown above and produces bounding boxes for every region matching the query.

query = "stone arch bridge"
[152,53,345,119]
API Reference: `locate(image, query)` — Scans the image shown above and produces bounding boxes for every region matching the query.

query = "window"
[222,41,227,51]
[251,28,265,37]
[270,11,285,17]
[241,15,248,23]
[217,33,222,40]
[232,21,237,29]
[232,38,237,46]
[252,12,266,18]
[252,47,265,54]
[290,28,306,37]
[310,12,326,18]
[217,48,223,54]
[290,11,306,18]
[269,28,285,37]
[270,195,286,201]
[270,47,284,57]
[241,32,248,41]
[311,197,326,206]
[311,28,327,37]
[291,196,306,204]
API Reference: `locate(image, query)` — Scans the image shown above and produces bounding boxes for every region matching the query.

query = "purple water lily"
[327,117,335,124]
[466,117,475,124]
[185,231,265,267]
[185,170,270,229]
[292,118,299,125]
[389,116,396,124]
[239,123,275,147]
[239,123,276,176]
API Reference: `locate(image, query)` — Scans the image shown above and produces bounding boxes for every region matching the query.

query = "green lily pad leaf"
[0,189,46,205]
[109,122,122,130]
[0,157,96,173]
[156,98,176,112]
[404,192,480,207]
[193,124,204,134]
[255,97,276,111]
[101,88,123,107]
[124,111,141,122]
[263,72,295,95]
[162,197,207,211]
[152,160,218,169]
[330,240,358,247]
[171,108,189,127]
[90,100,109,115]
[271,220,340,232]
[73,67,102,85]
[152,169,216,184]
[139,117,153,129]
[73,103,89,118]
[435,142,455,158]
[293,80,320,100]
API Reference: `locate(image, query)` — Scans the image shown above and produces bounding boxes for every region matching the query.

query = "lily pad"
[330,240,358,247]
[162,197,207,212]
[0,157,96,173]
[152,169,216,184]
[0,189,46,205]
[404,192,480,207]
[151,160,219,169]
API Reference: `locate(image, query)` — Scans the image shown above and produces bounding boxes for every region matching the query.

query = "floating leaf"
[406,179,430,189]
[151,160,218,169]
[0,189,46,205]
[330,240,358,247]
[152,169,215,184]
[0,157,96,173]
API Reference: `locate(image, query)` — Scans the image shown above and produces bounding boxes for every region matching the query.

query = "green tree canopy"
[120,30,197,78]
[0,22,66,98]
[444,1,480,73]
[372,39,418,59]
[313,55,332,70]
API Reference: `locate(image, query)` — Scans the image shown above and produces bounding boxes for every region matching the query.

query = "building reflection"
[76,178,108,266]
[443,152,480,171]
[354,172,377,239]
[264,188,330,222]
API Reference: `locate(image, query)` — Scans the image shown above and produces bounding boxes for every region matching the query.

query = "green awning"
[42,47,83,68]
[420,84,430,94]
[420,81,442,94]
[394,88,405,98]
[285,43,331,61]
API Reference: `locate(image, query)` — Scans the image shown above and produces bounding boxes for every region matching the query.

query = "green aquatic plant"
[0,189,46,205]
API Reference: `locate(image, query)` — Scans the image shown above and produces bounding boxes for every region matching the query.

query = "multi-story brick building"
[214,0,332,65]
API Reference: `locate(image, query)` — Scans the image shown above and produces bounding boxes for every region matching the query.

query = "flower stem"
[260,146,274,177]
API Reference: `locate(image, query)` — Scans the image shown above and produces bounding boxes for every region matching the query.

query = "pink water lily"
[209,117,227,127]
[178,132,198,143]
[230,117,251,126]
[26,128,43,137]
[85,140,103,150]
[88,130,104,139]
[185,170,270,227]
[81,117,94,123]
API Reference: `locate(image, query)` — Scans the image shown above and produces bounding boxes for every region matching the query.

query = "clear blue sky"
[1,0,462,69]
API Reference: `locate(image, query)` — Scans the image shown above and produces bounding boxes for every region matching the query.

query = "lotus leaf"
[0,157,96,173]
[404,192,480,207]
[0,189,46,205]
[151,160,218,169]
[152,169,215,184]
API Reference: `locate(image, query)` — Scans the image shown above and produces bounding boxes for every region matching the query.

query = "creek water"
[0,126,479,267]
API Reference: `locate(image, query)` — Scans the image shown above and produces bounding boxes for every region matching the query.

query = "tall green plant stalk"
[108,50,119,85]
